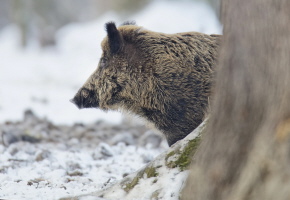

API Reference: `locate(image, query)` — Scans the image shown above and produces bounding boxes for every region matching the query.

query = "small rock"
[60,185,67,190]
[27,181,33,186]
[24,109,36,120]
[138,130,163,148]
[2,131,20,145]
[67,171,83,177]
[35,150,51,162]
[20,134,40,143]
[8,146,19,156]
[67,162,82,171]
[92,143,114,160]
[99,143,114,157]
[110,133,135,146]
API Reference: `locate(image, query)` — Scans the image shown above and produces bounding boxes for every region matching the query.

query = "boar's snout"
[70,88,99,109]
[70,98,83,109]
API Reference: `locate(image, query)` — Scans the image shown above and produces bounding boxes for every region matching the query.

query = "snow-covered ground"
[0,110,167,200]
[0,1,220,199]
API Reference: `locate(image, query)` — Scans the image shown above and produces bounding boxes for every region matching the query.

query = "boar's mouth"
[70,88,99,109]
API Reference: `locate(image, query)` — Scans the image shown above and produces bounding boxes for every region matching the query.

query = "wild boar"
[71,21,221,146]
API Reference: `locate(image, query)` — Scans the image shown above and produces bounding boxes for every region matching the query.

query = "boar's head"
[70,21,158,113]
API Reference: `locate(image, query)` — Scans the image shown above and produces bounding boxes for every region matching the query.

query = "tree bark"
[182,0,290,200]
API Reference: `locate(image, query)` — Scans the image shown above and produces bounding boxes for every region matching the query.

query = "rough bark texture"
[182,0,290,200]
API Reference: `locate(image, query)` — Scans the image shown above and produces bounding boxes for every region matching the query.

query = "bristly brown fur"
[71,22,221,146]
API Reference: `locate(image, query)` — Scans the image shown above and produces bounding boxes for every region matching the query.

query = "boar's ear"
[105,22,124,54]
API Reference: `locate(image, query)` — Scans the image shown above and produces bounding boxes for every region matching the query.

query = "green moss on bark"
[123,166,159,192]
[165,135,201,171]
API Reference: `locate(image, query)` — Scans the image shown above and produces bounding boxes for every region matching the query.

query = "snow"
[0,141,164,200]
[0,0,220,199]
[0,110,168,199]
[0,21,122,125]
[0,113,167,200]
[86,119,206,200]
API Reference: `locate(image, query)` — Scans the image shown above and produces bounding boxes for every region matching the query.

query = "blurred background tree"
[0,0,219,48]
[206,0,220,18]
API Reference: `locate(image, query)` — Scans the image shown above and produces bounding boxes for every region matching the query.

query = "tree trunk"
[182,0,290,200]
